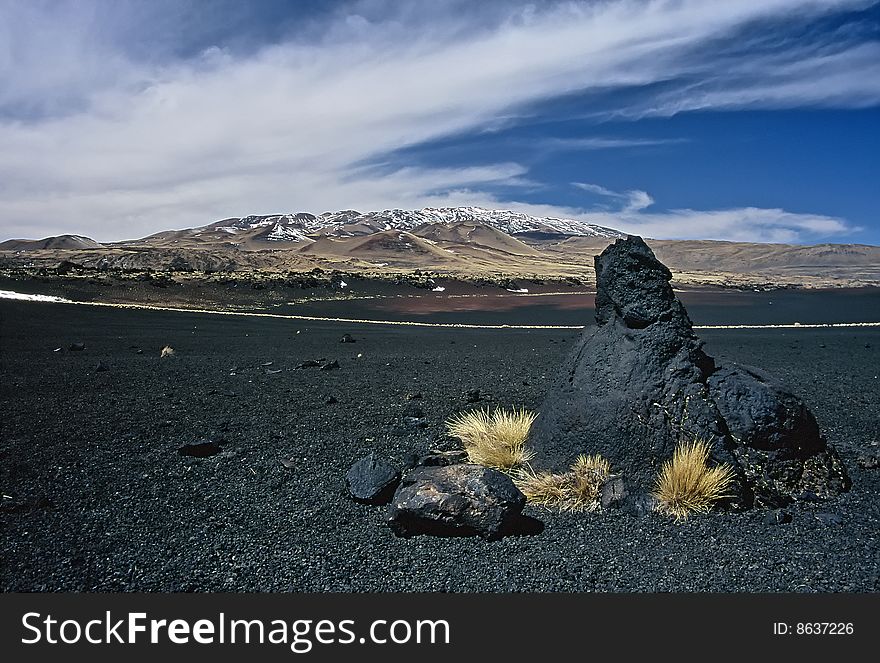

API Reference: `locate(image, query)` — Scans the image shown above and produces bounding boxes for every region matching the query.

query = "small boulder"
[178,440,222,458]
[340,333,356,343]
[416,449,470,467]
[600,476,628,510]
[320,359,340,371]
[94,361,109,373]
[296,359,321,369]
[762,510,793,525]
[68,342,86,351]
[465,389,481,403]
[814,512,843,526]
[346,453,401,505]
[403,403,425,419]
[387,464,526,539]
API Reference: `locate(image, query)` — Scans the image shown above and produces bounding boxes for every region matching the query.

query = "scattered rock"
[340,333,356,343]
[345,453,401,505]
[465,389,481,403]
[320,359,340,371]
[762,510,793,525]
[68,343,86,351]
[177,440,222,458]
[296,360,321,369]
[387,464,526,539]
[856,448,879,469]
[528,236,850,509]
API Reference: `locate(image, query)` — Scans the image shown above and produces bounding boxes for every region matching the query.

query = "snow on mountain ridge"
[220,207,624,241]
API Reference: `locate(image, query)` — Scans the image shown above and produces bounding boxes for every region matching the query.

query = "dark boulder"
[178,440,222,458]
[340,333,356,343]
[320,359,340,371]
[856,447,879,469]
[68,342,86,351]
[528,236,849,509]
[403,402,425,419]
[345,453,400,505]
[387,464,526,539]
[415,449,470,467]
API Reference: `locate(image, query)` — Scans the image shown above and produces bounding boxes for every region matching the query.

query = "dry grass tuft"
[446,407,536,470]
[160,345,175,358]
[515,454,612,512]
[652,439,735,521]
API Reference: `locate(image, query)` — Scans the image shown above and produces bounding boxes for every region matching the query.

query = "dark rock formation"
[529,236,849,509]
[345,453,400,505]
[178,440,222,458]
[387,464,526,539]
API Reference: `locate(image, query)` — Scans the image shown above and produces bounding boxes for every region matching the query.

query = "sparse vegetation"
[652,439,735,521]
[160,345,175,358]
[446,407,536,470]
[514,454,611,512]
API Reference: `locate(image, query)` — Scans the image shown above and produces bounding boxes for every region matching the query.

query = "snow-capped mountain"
[209,213,324,243]
[210,207,624,242]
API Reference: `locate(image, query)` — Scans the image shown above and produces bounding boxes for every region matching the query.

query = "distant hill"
[0,235,102,251]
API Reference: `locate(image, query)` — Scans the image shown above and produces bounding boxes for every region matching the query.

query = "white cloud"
[0,0,874,242]
[569,181,852,242]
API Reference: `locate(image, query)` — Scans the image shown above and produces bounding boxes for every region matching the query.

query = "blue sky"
[0,0,878,244]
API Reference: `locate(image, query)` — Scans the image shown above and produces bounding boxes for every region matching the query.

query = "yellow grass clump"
[160,345,175,358]
[652,439,735,521]
[446,407,536,470]
[515,454,612,512]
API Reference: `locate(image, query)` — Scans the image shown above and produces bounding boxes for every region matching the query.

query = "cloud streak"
[0,0,876,242]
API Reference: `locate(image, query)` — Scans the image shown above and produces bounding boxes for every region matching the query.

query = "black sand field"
[1,298,878,591]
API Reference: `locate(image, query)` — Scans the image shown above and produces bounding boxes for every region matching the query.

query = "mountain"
[2,207,878,287]
[0,235,102,251]
[119,207,624,249]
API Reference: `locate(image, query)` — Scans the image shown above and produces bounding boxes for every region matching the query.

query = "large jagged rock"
[387,464,526,539]
[529,236,849,508]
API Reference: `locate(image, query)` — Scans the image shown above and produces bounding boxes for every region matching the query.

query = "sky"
[0,0,878,244]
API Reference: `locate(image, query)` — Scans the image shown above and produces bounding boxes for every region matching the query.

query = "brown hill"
[0,235,102,251]
[412,222,541,257]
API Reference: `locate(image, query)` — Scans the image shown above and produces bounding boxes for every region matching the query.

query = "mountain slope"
[0,235,102,251]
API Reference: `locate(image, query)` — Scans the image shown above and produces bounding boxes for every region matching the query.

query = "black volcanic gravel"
[1,300,878,592]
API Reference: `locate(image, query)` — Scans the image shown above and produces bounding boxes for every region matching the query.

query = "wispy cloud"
[567,181,854,243]
[0,0,875,242]
[540,136,687,151]
[573,182,655,213]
